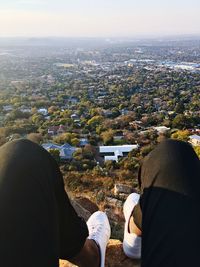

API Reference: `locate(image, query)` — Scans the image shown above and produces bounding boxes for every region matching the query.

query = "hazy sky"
[0,0,199,37]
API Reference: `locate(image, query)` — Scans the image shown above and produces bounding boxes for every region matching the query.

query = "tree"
[119,157,139,171]
[104,160,116,172]
[172,114,190,129]
[87,116,103,130]
[71,137,80,147]
[48,148,60,163]
[194,146,200,159]
[101,129,114,145]
[48,106,59,114]
[31,114,45,125]
[72,147,96,171]
[6,109,29,121]
[53,132,78,145]
[171,130,190,142]
[175,102,185,114]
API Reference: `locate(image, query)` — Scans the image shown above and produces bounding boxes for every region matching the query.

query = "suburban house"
[48,125,66,136]
[71,113,80,120]
[99,144,139,162]
[153,126,170,134]
[38,108,48,116]
[3,105,13,112]
[189,135,200,146]
[113,131,125,141]
[42,143,77,160]
[79,138,89,147]
[68,96,79,104]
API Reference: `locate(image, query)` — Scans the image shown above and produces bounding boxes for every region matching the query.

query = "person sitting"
[0,139,111,267]
[123,139,200,267]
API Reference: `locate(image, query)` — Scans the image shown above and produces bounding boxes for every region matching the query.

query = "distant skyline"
[0,0,200,38]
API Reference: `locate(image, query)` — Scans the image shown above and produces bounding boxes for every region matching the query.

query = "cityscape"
[0,39,199,238]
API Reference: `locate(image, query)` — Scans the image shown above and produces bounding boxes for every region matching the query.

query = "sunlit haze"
[0,0,200,37]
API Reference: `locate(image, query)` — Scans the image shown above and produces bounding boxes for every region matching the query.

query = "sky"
[0,0,199,38]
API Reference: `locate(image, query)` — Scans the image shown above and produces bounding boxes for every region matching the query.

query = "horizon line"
[0,33,200,39]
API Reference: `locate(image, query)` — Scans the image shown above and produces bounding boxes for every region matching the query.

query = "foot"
[123,193,141,259]
[87,211,111,267]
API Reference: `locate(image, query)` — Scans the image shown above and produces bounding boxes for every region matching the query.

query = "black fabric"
[135,139,200,267]
[0,139,88,267]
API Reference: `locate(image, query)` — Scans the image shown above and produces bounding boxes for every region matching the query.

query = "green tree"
[175,102,185,114]
[71,137,80,147]
[101,129,114,145]
[119,157,139,171]
[172,114,190,129]
[31,114,45,125]
[171,130,190,141]
[87,116,103,130]
[48,148,60,163]
[194,146,200,159]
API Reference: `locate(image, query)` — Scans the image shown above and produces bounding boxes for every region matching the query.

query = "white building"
[99,144,139,162]
[153,126,170,134]
[189,135,200,146]
[38,108,48,116]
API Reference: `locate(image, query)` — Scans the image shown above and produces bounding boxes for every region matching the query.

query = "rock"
[71,197,98,221]
[114,184,133,195]
[104,197,124,227]
[59,260,77,267]
[118,193,130,200]
[71,199,92,221]
[106,197,123,208]
[59,239,140,267]
[105,239,141,267]
[105,207,124,224]
[74,197,99,214]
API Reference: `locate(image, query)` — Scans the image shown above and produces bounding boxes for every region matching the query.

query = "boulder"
[106,197,123,208]
[59,260,77,267]
[71,197,98,221]
[114,184,133,196]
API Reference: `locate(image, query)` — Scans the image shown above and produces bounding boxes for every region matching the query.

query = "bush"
[117,169,134,180]
[140,144,155,157]
[48,148,60,163]
[64,172,83,191]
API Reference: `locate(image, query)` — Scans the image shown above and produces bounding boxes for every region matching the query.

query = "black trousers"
[133,139,200,267]
[0,139,88,267]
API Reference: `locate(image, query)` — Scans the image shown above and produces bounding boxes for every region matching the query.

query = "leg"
[70,239,100,267]
[70,211,111,267]
[0,139,110,267]
[70,210,111,267]
[138,139,200,267]
[0,139,61,267]
[123,193,142,259]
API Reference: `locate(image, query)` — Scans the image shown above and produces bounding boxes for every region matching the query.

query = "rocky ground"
[59,239,141,267]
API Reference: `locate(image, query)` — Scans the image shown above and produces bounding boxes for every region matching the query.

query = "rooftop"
[189,135,200,141]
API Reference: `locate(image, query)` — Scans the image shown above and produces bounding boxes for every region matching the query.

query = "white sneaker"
[87,211,111,267]
[123,193,141,259]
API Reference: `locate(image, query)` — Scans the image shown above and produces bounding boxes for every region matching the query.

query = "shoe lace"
[89,223,103,240]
